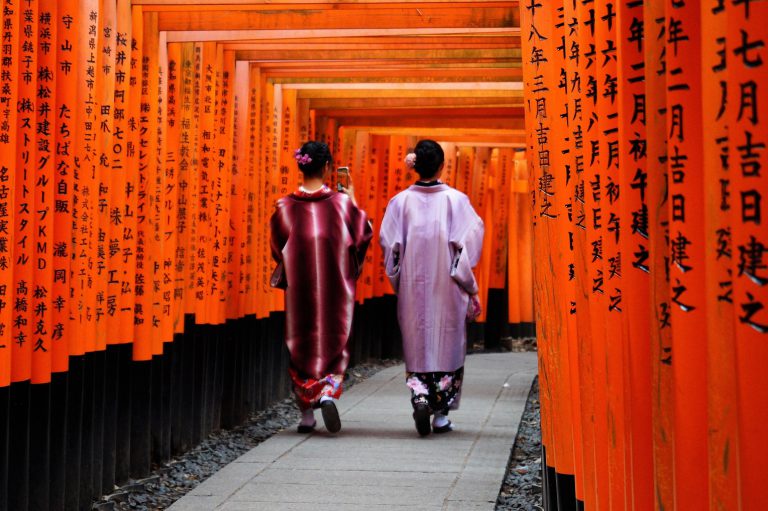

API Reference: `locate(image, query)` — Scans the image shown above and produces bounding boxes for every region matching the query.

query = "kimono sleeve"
[269,201,289,289]
[378,199,403,293]
[449,195,484,294]
[348,202,374,280]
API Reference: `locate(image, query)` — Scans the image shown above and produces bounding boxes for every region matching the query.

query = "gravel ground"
[496,375,543,511]
[92,360,401,511]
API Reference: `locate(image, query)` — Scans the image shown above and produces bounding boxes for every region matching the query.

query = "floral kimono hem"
[406,367,464,414]
[289,366,344,411]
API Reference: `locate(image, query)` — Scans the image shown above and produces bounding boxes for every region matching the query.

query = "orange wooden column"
[83,0,110,354]
[353,130,375,302]
[514,155,534,328]
[237,60,251,318]
[701,3,739,510]
[728,2,768,508]
[250,64,268,319]
[216,45,232,324]
[168,41,186,331]
[0,0,19,386]
[79,0,101,354]
[254,75,270,315]
[219,51,236,320]
[220,46,234,323]
[244,65,258,317]
[439,142,457,188]
[471,146,490,211]
[153,33,172,342]
[214,45,230,323]
[95,0,115,350]
[521,0,572,499]
[387,135,408,204]
[194,41,217,324]
[455,146,474,196]
[267,80,284,314]
[520,0,552,487]
[211,46,234,325]
[32,0,57,383]
[207,44,223,325]
[50,0,80,371]
[342,131,359,253]
[164,42,182,333]
[372,134,390,298]
[121,2,141,346]
[188,40,206,323]
[617,1,653,508]
[562,0,597,505]
[476,181,493,323]
[489,149,509,291]
[244,64,259,317]
[258,65,274,318]
[144,8,166,354]
[297,97,310,147]
[132,5,151,360]
[595,1,628,506]
[173,42,195,327]
[112,0,135,344]
[644,6,675,510]
[665,4,709,508]
[576,0,610,506]
[550,2,581,500]
[361,132,379,301]
[92,0,106,351]
[152,29,169,343]
[353,130,371,296]
[506,152,520,328]
[258,74,272,316]
[472,146,492,322]
[12,0,38,383]
[513,155,533,328]
[278,84,299,197]
[229,60,250,319]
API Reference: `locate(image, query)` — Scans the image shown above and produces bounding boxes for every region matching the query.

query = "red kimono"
[270,186,372,409]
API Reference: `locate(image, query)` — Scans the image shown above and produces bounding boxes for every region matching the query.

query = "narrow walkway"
[169,352,537,511]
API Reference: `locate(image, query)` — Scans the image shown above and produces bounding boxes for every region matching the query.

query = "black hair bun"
[296,141,333,177]
[414,139,445,179]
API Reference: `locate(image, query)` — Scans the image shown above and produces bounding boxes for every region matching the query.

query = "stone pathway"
[169,352,537,511]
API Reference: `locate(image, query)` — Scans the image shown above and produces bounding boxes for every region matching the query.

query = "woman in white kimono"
[379,140,484,436]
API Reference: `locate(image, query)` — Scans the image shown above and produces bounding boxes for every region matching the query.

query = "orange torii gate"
[2,1,765,511]
[0,3,534,511]
[522,1,768,511]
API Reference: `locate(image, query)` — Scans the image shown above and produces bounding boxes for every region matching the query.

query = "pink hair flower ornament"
[294,148,312,165]
[404,152,416,169]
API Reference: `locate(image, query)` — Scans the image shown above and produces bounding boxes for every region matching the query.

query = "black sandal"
[297,421,316,433]
[432,421,453,434]
[413,403,431,437]
[321,400,341,433]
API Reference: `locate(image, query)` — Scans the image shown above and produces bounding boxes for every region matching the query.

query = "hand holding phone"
[335,166,357,205]
[336,166,350,192]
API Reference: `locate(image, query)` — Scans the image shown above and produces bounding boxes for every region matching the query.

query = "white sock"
[319,395,334,404]
[433,413,450,428]
[300,409,315,426]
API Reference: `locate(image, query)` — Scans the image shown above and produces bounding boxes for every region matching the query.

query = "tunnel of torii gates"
[0,0,765,510]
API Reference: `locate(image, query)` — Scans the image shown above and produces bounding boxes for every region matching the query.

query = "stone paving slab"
[169,352,537,511]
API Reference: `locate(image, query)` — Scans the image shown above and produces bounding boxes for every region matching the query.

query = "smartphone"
[336,166,350,191]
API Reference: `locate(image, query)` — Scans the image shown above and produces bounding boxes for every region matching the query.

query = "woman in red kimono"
[270,141,373,434]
